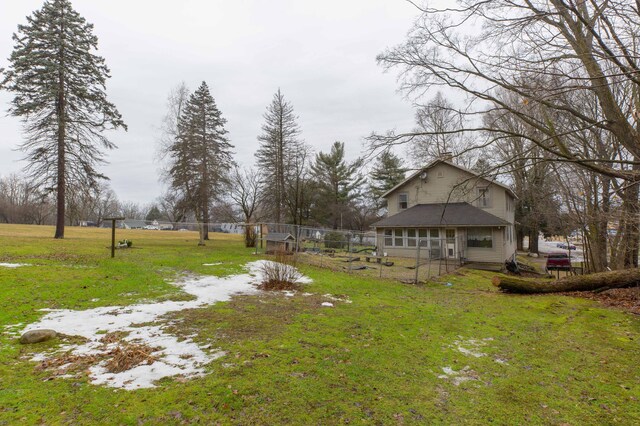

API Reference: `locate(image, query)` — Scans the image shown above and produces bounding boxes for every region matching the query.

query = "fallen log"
[492,268,640,294]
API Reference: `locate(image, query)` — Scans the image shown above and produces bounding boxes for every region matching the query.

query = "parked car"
[143,225,159,230]
[546,252,571,271]
[556,242,576,250]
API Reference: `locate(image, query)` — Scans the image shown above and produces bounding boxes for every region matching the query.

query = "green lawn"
[0,224,638,425]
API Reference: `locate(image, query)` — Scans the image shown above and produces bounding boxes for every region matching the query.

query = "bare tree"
[411,92,477,168]
[372,0,640,269]
[228,167,262,224]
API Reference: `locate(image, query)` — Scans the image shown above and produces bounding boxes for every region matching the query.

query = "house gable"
[383,161,515,224]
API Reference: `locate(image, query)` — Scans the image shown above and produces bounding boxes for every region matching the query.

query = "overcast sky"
[0,0,419,204]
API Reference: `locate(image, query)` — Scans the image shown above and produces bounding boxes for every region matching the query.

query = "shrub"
[258,253,303,291]
[324,231,347,249]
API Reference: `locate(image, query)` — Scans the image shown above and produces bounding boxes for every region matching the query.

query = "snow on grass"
[438,366,479,386]
[0,263,30,268]
[22,260,310,390]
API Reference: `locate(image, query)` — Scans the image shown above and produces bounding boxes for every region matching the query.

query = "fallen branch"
[492,268,640,294]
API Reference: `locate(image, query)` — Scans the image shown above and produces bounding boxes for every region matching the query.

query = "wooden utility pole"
[104,217,125,258]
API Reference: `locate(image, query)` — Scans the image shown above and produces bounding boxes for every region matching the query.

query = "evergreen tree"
[310,142,364,229]
[1,0,126,238]
[167,81,233,245]
[255,89,306,223]
[369,151,406,209]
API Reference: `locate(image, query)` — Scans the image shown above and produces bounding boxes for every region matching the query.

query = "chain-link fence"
[95,219,464,283]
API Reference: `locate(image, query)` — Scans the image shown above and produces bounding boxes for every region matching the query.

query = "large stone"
[19,329,57,344]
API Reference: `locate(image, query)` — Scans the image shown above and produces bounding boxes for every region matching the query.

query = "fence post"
[414,239,422,284]
[347,232,352,274]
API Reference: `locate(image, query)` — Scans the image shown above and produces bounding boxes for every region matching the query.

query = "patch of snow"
[0,263,29,268]
[438,366,478,386]
[23,260,310,390]
[283,291,296,297]
[321,302,334,307]
[322,294,352,304]
[452,338,489,358]
[202,262,222,266]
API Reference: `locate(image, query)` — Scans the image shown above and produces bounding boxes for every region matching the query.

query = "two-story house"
[372,159,517,264]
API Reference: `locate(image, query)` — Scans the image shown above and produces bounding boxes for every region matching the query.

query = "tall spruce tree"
[1,0,126,238]
[369,151,406,209]
[168,81,233,245]
[310,141,364,229]
[255,89,306,223]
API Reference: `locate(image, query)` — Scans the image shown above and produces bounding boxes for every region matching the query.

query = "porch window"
[398,193,408,210]
[384,229,393,246]
[407,229,417,247]
[394,229,404,247]
[467,227,493,248]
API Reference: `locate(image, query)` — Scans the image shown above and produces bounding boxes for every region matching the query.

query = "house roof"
[372,202,510,228]
[122,219,146,228]
[381,159,518,200]
[266,232,296,242]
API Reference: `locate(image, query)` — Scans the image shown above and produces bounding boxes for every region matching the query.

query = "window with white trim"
[477,187,490,208]
[398,193,408,210]
[468,227,493,248]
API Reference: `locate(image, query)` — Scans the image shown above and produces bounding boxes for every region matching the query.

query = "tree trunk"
[492,268,640,294]
[528,226,539,253]
[54,7,66,239]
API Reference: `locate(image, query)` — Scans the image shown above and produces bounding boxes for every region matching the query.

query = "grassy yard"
[0,224,638,425]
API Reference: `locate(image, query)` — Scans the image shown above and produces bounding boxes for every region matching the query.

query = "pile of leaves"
[104,343,158,373]
[35,333,159,377]
[560,287,640,315]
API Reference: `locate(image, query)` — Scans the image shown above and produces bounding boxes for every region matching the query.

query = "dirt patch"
[559,287,640,315]
[165,292,323,344]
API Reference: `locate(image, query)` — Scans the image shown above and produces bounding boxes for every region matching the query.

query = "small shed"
[265,233,296,254]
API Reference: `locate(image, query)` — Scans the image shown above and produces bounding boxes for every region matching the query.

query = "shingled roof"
[372,203,509,228]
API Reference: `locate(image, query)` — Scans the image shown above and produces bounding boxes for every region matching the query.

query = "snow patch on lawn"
[0,263,29,268]
[438,366,479,386]
[22,260,309,390]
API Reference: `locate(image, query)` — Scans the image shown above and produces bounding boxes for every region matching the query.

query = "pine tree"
[369,151,406,209]
[310,142,364,229]
[255,89,306,223]
[1,0,126,238]
[168,81,233,245]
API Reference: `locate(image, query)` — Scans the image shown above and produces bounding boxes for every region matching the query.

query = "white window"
[398,193,408,210]
[407,229,417,247]
[384,229,393,246]
[394,229,404,247]
[477,187,490,208]
[468,228,493,248]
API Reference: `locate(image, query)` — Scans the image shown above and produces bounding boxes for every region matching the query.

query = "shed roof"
[372,202,509,228]
[266,232,296,242]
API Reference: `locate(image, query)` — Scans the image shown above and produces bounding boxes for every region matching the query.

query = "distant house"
[265,233,296,254]
[120,219,146,230]
[372,159,517,264]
